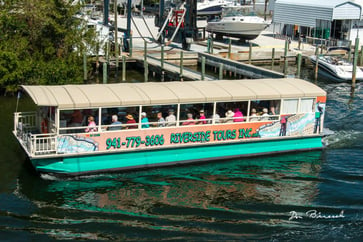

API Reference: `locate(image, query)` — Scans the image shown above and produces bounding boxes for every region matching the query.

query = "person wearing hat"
[224,110,234,123]
[125,114,137,129]
[166,109,176,126]
[260,108,269,121]
[197,109,207,125]
[141,112,150,128]
[249,108,259,121]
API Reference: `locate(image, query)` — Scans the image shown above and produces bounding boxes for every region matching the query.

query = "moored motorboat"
[206,5,270,40]
[309,54,363,81]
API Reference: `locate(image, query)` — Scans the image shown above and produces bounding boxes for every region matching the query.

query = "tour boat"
[13,78,326,176]
[206,6,270,40]
[309,55,363,81]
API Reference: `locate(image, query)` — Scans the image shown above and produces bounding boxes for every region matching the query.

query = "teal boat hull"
[30,136,323,176]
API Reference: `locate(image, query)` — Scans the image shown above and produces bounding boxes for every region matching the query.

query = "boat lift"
[156,0,198,50]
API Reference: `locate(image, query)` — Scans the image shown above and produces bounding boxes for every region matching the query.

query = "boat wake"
[322,129,363,148]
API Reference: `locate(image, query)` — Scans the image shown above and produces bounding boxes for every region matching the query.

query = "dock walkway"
[134,55,215,81]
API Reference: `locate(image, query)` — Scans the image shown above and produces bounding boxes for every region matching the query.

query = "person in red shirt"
[125,114,137,129]
[198,110,207,125]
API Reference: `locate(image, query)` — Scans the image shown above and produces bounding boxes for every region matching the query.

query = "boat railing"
[28,133,57,156]
[14,112,38,138]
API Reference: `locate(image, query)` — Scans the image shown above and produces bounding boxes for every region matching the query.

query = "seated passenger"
[69,109,83,127]
[233,108,244,122]
[249,108,259,121]
[224,110,234,123]
[85,116,97,132]
[141,112,150,128]
[212,113,221,124]
[166,109,176,126]
[108,115,122,131]
[125,114,137,129]
[260,108,269,121]
[182,113,196,125]
[156,112,166,127]
[197,110,207,124]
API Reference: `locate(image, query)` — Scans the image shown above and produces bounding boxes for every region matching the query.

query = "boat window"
[119,106,140,130]
[59,108,99,133]
[300,98,314,113]
[249,100,280,121]
[282,99,298,114]
[216,101,248,123]
[141,104,178,128]
[179,103,214,126]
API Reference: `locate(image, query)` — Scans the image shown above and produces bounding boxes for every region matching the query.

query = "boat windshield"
[222,6,257,17]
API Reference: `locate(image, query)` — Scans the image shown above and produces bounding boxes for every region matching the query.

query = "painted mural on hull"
[55,102,325,155]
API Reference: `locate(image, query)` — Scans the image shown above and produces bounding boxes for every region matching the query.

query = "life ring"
[41,118,48,133]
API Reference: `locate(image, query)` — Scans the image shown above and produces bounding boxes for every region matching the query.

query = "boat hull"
[206,18,269,40]
[30,136,323,176]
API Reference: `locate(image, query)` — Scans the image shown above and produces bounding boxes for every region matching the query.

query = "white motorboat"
[309,54,363,81]
[206,6,270,40]
[197,0,232,16]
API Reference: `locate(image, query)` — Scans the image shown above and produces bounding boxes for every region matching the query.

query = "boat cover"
[21,78,326,109]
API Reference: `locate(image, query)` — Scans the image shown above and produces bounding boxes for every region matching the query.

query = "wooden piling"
[83,53,87,81]
[283,40,288,76]
[352,37,359,88]
[161,44,164,70]
[103,62,107,84]
[271,48,275,70]
[122,55,126,81]
[314,54,319,81]
[144,62,148,82]
[296,53,302,78]
[201,56,206,80]
[248,43,252,64]
[180,51,183,78]
[360,45,363,66]
[129,34,133,57]
[228,38,231,59]
[219,63,223,80]
[211,37,214,54]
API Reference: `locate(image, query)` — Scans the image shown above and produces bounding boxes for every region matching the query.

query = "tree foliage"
[0,0,94,93]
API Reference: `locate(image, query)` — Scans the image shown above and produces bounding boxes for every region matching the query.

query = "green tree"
[0,0,95,93]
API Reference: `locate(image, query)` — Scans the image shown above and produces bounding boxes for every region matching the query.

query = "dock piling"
[180,51,183,79]
[296,53,302,78]
[271,48,275,70]
[83,53,87,81]
[283,40,288,76]
[360,45,363,66]
[122,55,126,81]
[103,62,107,84]
[248,43,252,64]
[314,54,319,81]
[352,37,359,88]
[201,56,206,80]
[228,38,232,59]
[219,63,223,80]
[161,44,164,70]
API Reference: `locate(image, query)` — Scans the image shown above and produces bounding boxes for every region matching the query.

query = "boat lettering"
[170,131,211,144]
[213,130,236,141]
[238,128,252,138]
[106,135,165,149]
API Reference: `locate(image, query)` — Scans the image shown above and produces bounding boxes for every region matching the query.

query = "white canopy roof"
[22,79,326,109]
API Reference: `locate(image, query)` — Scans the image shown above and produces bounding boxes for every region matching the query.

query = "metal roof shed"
[273,0,362,28]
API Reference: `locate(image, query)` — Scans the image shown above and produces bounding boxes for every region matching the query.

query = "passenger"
[197,110,207,124]
[233,108,244,122]
[224,110,234,123]
[125,114,137,129]
[69,110,83,127]
[249,108,259,121]
[212,113,221,124]
[260,108,269,121]
[85,115,97,132]
[108,115,122,131]
[166,109,176,126]
[156,112,166,127]
[141,112,150,128]
[182,113,196,125]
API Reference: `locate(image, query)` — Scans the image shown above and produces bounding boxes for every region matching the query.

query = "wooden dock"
[134,55,215,81]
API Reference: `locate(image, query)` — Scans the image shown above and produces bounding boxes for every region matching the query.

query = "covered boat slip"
[13,78,326,175]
